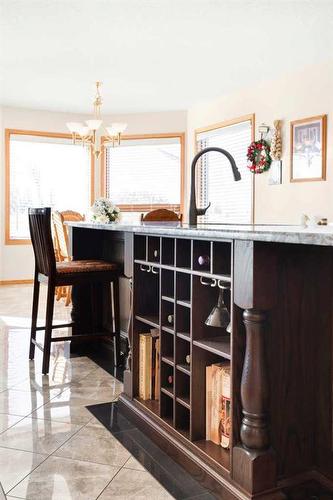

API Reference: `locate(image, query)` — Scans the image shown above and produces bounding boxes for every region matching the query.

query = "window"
[103,133,184,217]
[195,115,254,224]
[5,130,94,243]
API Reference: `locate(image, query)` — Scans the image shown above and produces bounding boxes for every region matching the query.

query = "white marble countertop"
[66,221,333,246]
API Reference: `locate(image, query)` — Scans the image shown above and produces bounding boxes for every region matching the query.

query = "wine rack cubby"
[132,235,232,471]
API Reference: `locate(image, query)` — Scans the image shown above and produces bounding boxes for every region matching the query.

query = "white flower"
[95,214,109,224]
[90,197,121,224]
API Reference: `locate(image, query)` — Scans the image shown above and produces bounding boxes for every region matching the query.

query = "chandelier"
[66,82,127,159]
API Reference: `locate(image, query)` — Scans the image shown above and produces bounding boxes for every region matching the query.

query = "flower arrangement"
[90,197,120,224]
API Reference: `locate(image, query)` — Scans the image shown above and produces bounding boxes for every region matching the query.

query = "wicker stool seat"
[29,207,121,374]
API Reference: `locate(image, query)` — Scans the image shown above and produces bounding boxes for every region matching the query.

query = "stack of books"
[139,329,160,400]
[206,362,231,449]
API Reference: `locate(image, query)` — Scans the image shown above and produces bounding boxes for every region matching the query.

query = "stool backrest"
[28,207,56,277]
[141,209,182,222]
[53,210,84,261]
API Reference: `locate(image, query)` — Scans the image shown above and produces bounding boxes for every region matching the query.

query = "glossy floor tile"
[0,446,47,493]
[0,417,83,455]
[0,284,176,499]
[87,402,216,499]
[9,455,120,500]
[54,423,131,466]
[98,468,174,499]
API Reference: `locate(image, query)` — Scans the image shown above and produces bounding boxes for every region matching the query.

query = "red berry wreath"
[247,139,272,174]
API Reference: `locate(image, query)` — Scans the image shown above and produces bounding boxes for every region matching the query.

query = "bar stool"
[28,207,121,374]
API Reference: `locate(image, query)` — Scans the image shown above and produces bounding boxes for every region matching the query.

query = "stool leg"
[112,277,121,366]
[42,282,55,375]
[29,271,40,360]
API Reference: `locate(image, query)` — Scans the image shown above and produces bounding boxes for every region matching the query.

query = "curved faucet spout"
[189,146,241,225]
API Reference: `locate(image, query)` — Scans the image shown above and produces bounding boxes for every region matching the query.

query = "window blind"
[105,136,182,210]
[196,120,253,224]
[9,133,91,240]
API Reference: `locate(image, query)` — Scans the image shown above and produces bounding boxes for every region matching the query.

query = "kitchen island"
[68,221,333,499]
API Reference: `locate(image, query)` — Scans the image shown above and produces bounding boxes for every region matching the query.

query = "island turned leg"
[240,309,269,450]
[233,308,282,497]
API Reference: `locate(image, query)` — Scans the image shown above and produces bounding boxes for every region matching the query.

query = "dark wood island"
[68,221,333,499]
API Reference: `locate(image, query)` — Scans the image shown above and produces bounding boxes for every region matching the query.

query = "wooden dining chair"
[141,208,183,222]
[29,207,121,374]
[52,210,84,306]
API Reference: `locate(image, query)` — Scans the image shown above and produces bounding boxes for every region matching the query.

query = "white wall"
[186,60,333,225]
[0,106,187,280]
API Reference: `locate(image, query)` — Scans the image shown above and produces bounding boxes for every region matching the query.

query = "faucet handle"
[196,202,211,216]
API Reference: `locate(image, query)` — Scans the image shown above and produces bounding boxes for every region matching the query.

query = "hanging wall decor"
[247,139,272,174]
[268,120,283,185]
[270,120,282,160]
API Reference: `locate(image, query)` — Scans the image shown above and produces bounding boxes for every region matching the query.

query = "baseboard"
[0,279,33,285]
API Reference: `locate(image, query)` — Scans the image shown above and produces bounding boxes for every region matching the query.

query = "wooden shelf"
[135,314,159,329]
[161,356,174,367]
[161,387,174,398]
[162,295,174,303]
[177,299,191,308]
[176,364,190,376]
[193,337,231,359]
[194,439,230,470]
[162,326,174,335]
[176,396,190,409]
[176,331,190,342]
[136,398,159,417]
[133,235,234,482]
[177,427,190,440]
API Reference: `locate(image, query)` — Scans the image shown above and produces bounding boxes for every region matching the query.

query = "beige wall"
[0,106,187,280]
[2,60,333,280]
[186,60,333,225]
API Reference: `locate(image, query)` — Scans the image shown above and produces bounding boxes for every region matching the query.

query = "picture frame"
[290,114,327,182]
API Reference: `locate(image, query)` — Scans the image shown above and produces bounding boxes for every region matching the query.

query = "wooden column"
[232,240,282,497]
[240,309,269,451]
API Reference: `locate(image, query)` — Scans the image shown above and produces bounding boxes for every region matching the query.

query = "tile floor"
[0,284,174,499]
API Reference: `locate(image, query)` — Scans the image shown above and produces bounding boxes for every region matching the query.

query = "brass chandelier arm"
[66,81,127,157]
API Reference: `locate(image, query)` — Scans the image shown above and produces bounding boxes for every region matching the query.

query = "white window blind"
[8,133,91,240]
[196,120,253,224]
[105,136,182,210]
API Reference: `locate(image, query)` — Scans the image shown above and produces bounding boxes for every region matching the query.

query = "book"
[220,365,231,449]
[210,363,223,444]
[154,337,160,400]
[139,333,152,400]
[206,365,212,440]
[206,362,231,448]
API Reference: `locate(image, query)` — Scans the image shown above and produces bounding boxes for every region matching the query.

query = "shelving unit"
[132,234,233,469]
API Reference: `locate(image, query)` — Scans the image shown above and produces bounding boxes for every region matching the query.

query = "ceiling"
[0,0,333,114]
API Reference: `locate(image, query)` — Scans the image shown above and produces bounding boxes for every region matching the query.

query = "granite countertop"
[66,221,333,247]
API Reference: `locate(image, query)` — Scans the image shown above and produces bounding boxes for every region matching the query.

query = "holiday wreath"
[247,139,272,174]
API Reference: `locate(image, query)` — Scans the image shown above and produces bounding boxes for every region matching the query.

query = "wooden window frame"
[5,128,95,245]
[194,114,255,224]
[100,132,185,214]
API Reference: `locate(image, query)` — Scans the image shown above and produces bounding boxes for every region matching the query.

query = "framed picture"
[290,114,327,182]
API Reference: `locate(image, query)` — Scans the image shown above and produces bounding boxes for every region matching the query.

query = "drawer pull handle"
[200,276,216,287]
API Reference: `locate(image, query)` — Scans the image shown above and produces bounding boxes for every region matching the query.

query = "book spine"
[155,338,160,400]
[206,366,212,440]
[210,365,222,444]
[142,336,152,400]
[139,335,145,399]
[221,366,231,449]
